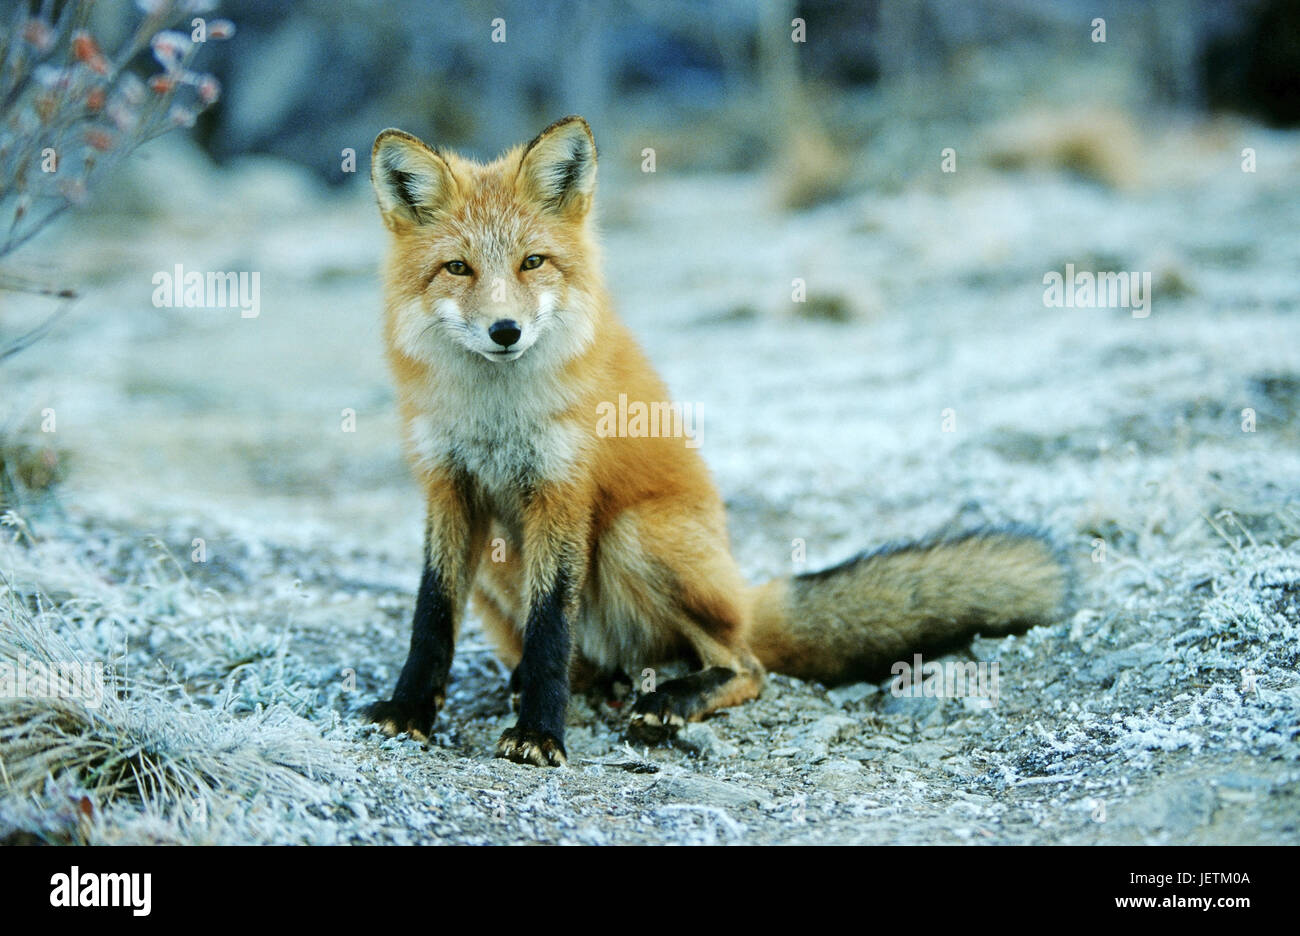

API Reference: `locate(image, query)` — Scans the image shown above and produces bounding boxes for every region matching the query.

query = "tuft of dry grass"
[773,121,854,211]
[0,436,67,510]
[981,107,1144,189]
[0,570,352,844]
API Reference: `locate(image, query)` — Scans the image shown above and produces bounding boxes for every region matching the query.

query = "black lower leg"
[393,562,456,705]
[496,574,570,766]
[364,562,454,739]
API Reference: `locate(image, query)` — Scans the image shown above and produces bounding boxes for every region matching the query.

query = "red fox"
[363,116,1073,766]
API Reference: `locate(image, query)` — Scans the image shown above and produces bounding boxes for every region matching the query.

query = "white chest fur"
[403,359,586,494]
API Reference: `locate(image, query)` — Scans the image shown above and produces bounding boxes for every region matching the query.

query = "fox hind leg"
[593,505,765,744]
[627,600,765,744]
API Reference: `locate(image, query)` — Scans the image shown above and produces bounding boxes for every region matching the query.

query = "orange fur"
[366,116,1072,763]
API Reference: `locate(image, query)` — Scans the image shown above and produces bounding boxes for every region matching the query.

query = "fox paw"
[362,696,441,742]
[627,692,690,744]
[495,726,567,767]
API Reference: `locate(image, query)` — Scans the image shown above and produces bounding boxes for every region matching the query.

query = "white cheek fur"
[394,296,482,365]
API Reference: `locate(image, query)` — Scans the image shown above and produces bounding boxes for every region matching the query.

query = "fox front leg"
[495,486,588,767]
[364,479,483,741]
[363,564,454,741]
[495,572,572,766]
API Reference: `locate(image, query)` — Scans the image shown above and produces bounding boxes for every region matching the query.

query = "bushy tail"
[747,528,1073,685]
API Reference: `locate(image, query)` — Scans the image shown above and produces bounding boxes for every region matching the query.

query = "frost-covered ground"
[1,120,1298,844]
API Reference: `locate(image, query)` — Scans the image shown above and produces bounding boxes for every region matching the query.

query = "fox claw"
[627,695,688,744]
[495,726,567,767]
[362,696,441,742]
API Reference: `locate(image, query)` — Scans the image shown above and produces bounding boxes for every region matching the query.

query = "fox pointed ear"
[371,129,458,228]
[516,116,597,218]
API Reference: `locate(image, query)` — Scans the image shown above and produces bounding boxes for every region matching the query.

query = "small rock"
[858,735,904,752]
[1211,773,1272,802]
[828,682,879,707]
[1113,781,1219,835]
[803,715,858,744]
[880,692,941,720]
[812,759,864,791]
[676,722,740,759]
[653,775,771,808]
[1213,772,1272,792]
[1081,643,1167,688]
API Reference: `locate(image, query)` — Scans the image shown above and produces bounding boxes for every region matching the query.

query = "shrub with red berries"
[0,0,234,260]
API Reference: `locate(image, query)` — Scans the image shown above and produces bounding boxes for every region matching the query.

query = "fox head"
[371,116,601,367]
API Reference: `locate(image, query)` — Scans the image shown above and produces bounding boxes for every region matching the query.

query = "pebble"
[828,682,879,707]
[676,722,741,759]
[812,759,864,791]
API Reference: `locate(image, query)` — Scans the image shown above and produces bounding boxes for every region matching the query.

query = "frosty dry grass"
[0,570,349,840]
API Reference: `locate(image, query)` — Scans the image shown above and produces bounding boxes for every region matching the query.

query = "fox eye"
[520,254,545,271]
[444,260,472,276]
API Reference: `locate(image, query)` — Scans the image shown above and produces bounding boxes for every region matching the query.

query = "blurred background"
[190,0,1300,185]
[2,0,1298,561]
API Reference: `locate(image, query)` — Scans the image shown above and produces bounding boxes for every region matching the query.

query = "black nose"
[489,319,521,347]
